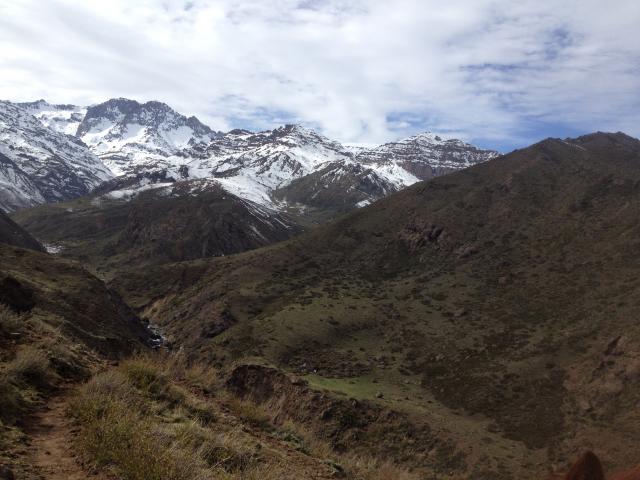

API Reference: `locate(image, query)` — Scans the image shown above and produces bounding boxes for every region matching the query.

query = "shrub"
[341,455,419,480]
[119,358,184,405]
[69,372,203,480]
[174,422,256,473]
[4,346,52,389]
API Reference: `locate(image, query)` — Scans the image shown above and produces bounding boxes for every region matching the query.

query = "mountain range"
[5,94,638,479]
[2,98,498,217]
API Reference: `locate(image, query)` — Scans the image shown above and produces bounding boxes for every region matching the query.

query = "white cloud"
[0,0,638,150]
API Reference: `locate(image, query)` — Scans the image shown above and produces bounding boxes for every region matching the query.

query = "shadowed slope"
[0,210,43,252]
[13,180,301,274]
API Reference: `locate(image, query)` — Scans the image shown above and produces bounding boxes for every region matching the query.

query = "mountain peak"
[75,98,220,176]
[0,101,112,211]
[355,130,498,180]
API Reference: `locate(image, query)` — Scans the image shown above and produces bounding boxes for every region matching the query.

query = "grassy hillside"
[0,241,152,478]
[0,228,413,479]
[112,132,640,477]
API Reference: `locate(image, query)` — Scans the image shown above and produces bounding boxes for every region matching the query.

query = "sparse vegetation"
[106,134,640,476]
[4,346,53,390]
[68,358,268,480]
[223,395,273,430]
[66,354,419,480]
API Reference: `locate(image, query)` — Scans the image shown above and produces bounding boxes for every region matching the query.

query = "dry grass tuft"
[4,346,52,389]
[69,358,269,480]
[0,304,23,340]
[68,352,419,480]
[224,395,273,431]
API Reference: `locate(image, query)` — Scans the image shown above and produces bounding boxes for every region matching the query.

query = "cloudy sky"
[1,0,638,151]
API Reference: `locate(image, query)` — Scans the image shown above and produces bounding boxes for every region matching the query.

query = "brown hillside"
[112,132,640,478]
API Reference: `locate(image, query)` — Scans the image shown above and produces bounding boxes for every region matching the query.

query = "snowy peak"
[18,100,86,136]
[112,120,496,214]
[77,98,216,141]
[356,131,499,180]
[0,101,112,211]
[0,96,499,219]
[182,123,353,206]
[266,124,344,151]
[76,98,222,176]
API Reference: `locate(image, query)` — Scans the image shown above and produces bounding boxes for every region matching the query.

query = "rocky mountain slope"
[112,123,498,216]
[18,99,87,136]
[4,97,497,267]
[0,101,112,212]
[356,131,499,180]
[111,132,640,478]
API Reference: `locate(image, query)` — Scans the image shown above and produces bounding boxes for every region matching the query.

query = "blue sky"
[1,0,639,152]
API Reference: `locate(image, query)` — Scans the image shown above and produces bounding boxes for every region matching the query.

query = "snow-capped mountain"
[0,101,112,212]
[182,124,354,205]
[76,98,221,176]
[273,160,402,213]
[174,125,497,212]
[0,97,498,217]
[18,100,87,136]
[356,132,499,180]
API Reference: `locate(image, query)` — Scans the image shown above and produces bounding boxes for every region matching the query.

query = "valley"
[2,97,640,479]
[109,132,640,477]
[2,2,639,478]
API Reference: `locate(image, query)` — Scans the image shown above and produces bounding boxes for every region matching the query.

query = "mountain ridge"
[3,98,498,217]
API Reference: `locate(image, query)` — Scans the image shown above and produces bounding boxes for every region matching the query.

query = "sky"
[0,0,638,152]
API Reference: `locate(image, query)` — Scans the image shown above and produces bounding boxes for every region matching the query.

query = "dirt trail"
[26,393,109,480]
